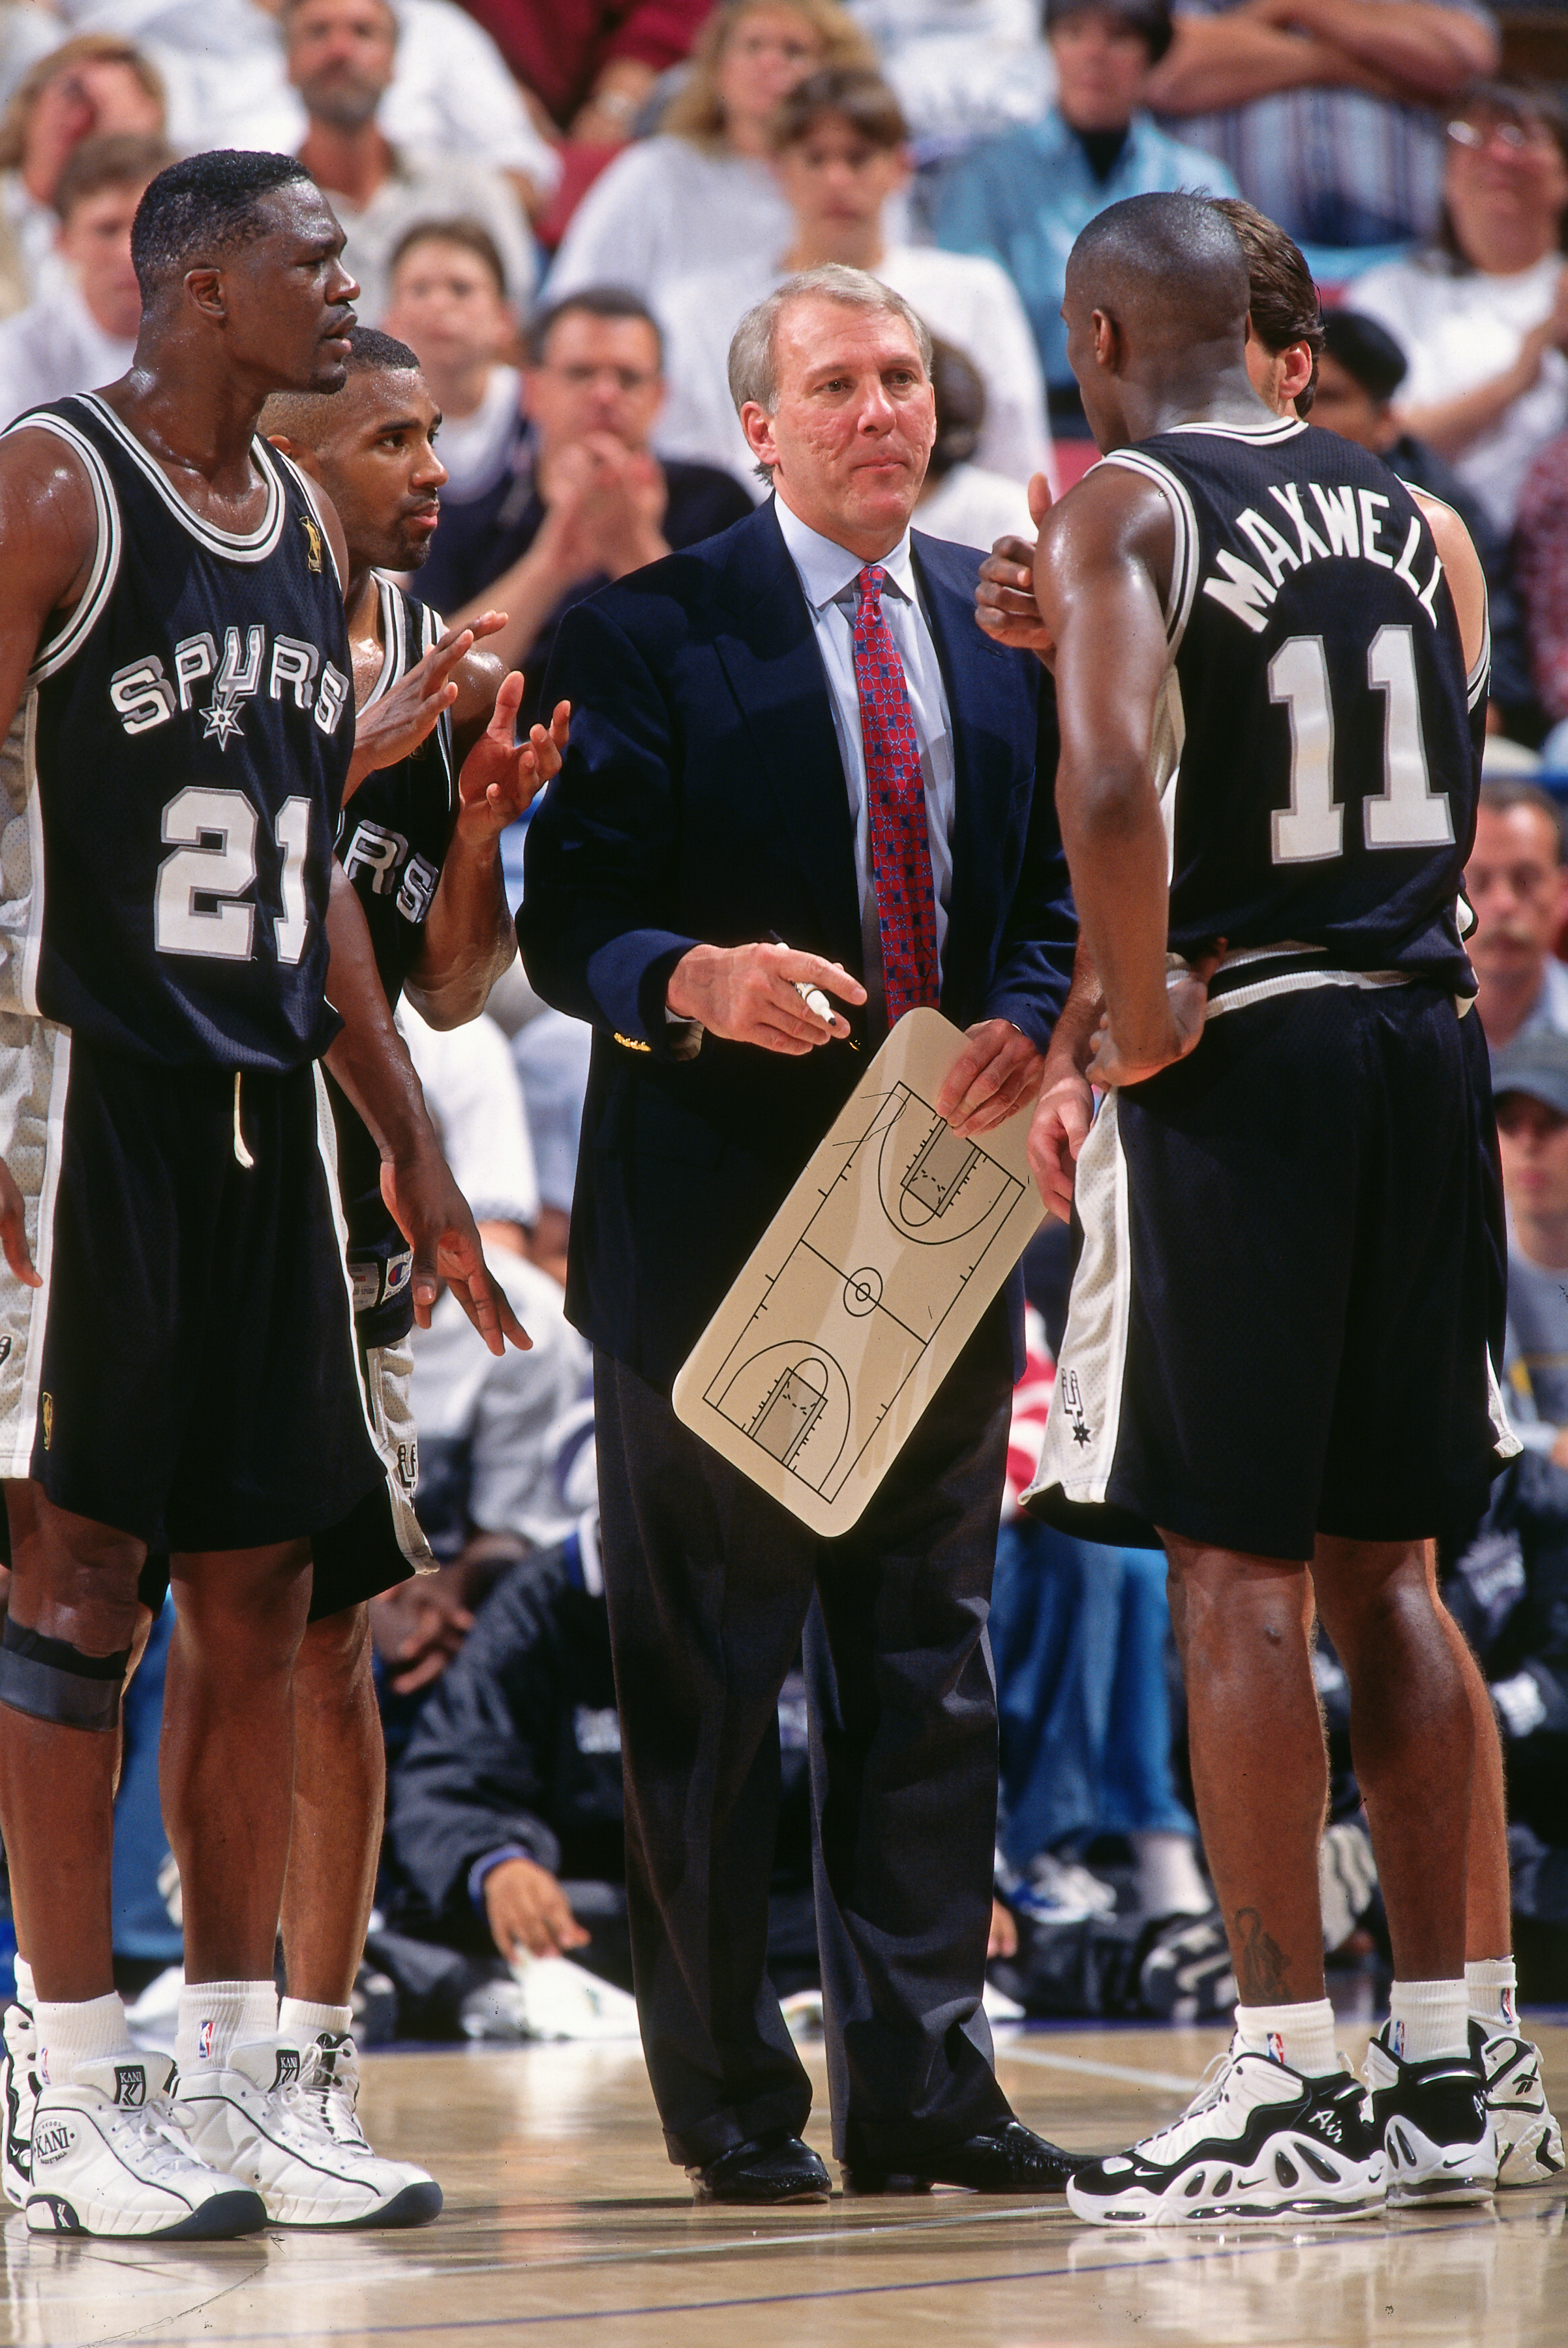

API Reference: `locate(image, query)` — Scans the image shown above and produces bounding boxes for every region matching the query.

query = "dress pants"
[594,1299,1016,2169]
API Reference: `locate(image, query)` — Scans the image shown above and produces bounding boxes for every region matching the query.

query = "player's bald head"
[1066,191,1250,350]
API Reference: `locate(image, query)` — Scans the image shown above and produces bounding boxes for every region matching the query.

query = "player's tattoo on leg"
[1233,1906,1292,2002]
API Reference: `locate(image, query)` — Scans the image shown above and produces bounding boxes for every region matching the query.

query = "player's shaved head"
[1066,190,1250,349]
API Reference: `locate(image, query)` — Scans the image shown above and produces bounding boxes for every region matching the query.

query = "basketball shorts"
[1024,978,1519,1560]
[0,1029,386,1551]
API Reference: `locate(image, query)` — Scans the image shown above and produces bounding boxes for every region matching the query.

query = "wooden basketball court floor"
[5,2019,1564,2347]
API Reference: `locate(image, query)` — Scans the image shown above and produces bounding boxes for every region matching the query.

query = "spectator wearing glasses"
[1352,83,1568,535]
[415,287,753,727]
[0,32,164,317]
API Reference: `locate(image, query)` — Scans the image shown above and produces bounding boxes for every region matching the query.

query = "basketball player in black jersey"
[993,193,1514,2223]
[0,151,530,2242]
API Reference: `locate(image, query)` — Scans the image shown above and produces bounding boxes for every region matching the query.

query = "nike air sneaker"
[1,1999,38,2205]
[1066,2043,1385,2225]
[25,2054,265,2239]
[1471,2019,1564,2187]
[1364,2024,1498,2206]
[177,2032,442,2228]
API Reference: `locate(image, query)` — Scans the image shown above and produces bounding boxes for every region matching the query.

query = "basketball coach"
[519,265,1077,2204]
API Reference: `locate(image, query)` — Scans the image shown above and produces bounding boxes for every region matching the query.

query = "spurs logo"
[1060,1368,1093,1449]
[395,1438,417,1494]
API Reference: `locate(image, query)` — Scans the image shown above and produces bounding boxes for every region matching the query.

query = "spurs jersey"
[331,576,457,1345]
[3,392,353,1067]
[1107,414,1486,995]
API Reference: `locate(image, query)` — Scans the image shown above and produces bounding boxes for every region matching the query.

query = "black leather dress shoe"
[689,2132,833,2205]
[843,2118,1079,2195]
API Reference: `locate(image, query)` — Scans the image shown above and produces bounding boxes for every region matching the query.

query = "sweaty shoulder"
[0,423,102,616]
[1038,458,1177,611]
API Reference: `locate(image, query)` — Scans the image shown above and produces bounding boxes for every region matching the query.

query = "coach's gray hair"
[727,264,933,479]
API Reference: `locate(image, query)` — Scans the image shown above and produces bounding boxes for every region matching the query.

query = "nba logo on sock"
[1266,2032,1285,2066]
[1503,1989,1517,2024]
[1393,2019,1406,2059]
[198,2019,215,2060]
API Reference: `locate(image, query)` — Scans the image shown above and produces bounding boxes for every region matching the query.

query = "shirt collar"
[774,492,917,613]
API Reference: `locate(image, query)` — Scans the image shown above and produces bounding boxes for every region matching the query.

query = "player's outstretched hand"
[665,941,866,1052]
[974,473,1055,661]
[937,1018,1045,1136]
[0,1158,37,1287]
[346,612,508,792]
[380,1149,532,1355]
[1088,946,1224,1089]
[455,687,570,847]
[1027,1065,1095,1219]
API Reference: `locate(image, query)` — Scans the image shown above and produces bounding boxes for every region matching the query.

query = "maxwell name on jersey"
[108,624,352,744]
[1202,481,1445,636]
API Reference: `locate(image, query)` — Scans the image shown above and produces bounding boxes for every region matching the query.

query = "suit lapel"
[711,505,862,968]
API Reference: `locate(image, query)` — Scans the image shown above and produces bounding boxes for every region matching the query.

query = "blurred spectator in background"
[1314,309,1540,740]
[0,128,169,422]
[929,0,1233,436]
[0,6,64,112]
[382,220,521,503]
[1145,0,1498,256]
[0,32,162,316]
[656,68,1049,489]
[1353,82,1568,534]
[1494,1032,1568,1457]
[457,0,706,151]
[417,288,751,724]
[845,0,1056,159]
[83,0,560,209]
[1465,779,1568,1051]
[546,0,874,313]
[285,0,532,320]
[914,337,1036,547]
[510,1008,592,1287]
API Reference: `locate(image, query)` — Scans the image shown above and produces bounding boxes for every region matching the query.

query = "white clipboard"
[671,1008,1044,1535]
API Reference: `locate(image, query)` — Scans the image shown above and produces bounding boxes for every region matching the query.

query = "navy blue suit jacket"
[519,499,1076,1393]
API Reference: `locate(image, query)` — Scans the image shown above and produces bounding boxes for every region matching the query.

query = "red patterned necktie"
[851,563,940,1027]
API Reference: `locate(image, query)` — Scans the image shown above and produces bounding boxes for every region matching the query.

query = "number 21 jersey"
[7,391,354,1069]
[1106,413,1485,993]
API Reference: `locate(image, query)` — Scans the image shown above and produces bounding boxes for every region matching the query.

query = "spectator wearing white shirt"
[284,0,534,322]
[0,127,168,423]
[545,0,874,316]
[655,68,1051,494]
[68,0,561,209]
[0,30,162,316]
[1353,82,1568,535]
[845,0,1056,158]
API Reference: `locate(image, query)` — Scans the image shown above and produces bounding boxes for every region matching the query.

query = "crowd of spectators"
[1,0,1566,2023]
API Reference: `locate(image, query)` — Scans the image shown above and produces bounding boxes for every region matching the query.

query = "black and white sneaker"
[1066,2044,1384,2225]
[1364,2024,1498,2206]
[1,1998,38,2206]
[1470,2021,1561,2189]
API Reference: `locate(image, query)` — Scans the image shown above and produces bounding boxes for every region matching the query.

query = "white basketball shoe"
[1,2000,38,2206]
[1066,2043,1385,2225]
[25,2054,265,2238]
[177,2032,442,2228]
[1473,2020,1565,2187]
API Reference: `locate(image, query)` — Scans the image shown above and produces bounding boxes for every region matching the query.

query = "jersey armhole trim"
[0,413,122,681]
[1100,448,1199,654]
[1467,610,1490,713]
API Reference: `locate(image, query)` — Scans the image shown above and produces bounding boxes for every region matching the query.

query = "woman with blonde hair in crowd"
[0,33,164,317]
[546,0,874,314]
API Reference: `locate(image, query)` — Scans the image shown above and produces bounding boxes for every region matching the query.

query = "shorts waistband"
[1194,946,1413,1019]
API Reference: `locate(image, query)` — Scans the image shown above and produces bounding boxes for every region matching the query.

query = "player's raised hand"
[345,612,509,794]
[0,1158,37,1287]
[937,1018,1045,1136]
[380,1149,532,1355]
[1027,1066,1095,1219]
[665,941,866,1053]
[455,687,570,845]
[974,472,1055,660]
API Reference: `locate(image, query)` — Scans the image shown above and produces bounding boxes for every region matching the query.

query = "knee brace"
[0,1616,129,1730]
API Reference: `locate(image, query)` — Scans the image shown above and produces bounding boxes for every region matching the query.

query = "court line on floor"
[110,2214,1507,2345]
[999,2042,1208,2094]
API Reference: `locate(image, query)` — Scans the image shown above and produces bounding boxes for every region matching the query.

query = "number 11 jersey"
[7,391,354,1069]
[1107,412,1486,994]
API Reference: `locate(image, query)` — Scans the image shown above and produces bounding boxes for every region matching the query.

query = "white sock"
[35,1993,134,2086]
[279,1996,352,2041]
[1387,1978,1470,2064]
[13,1954,35,2011]
[1235,1997,1338,2077]
[176,1979,277,2073]
[1465,1956,1517,2030]
[1131,1831,1211,1918]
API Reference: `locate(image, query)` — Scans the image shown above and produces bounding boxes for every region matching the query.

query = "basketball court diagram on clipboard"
[672,1008,1044,1536]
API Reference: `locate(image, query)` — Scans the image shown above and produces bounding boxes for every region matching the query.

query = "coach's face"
[222,181,359,392]
[743,294,935,560]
